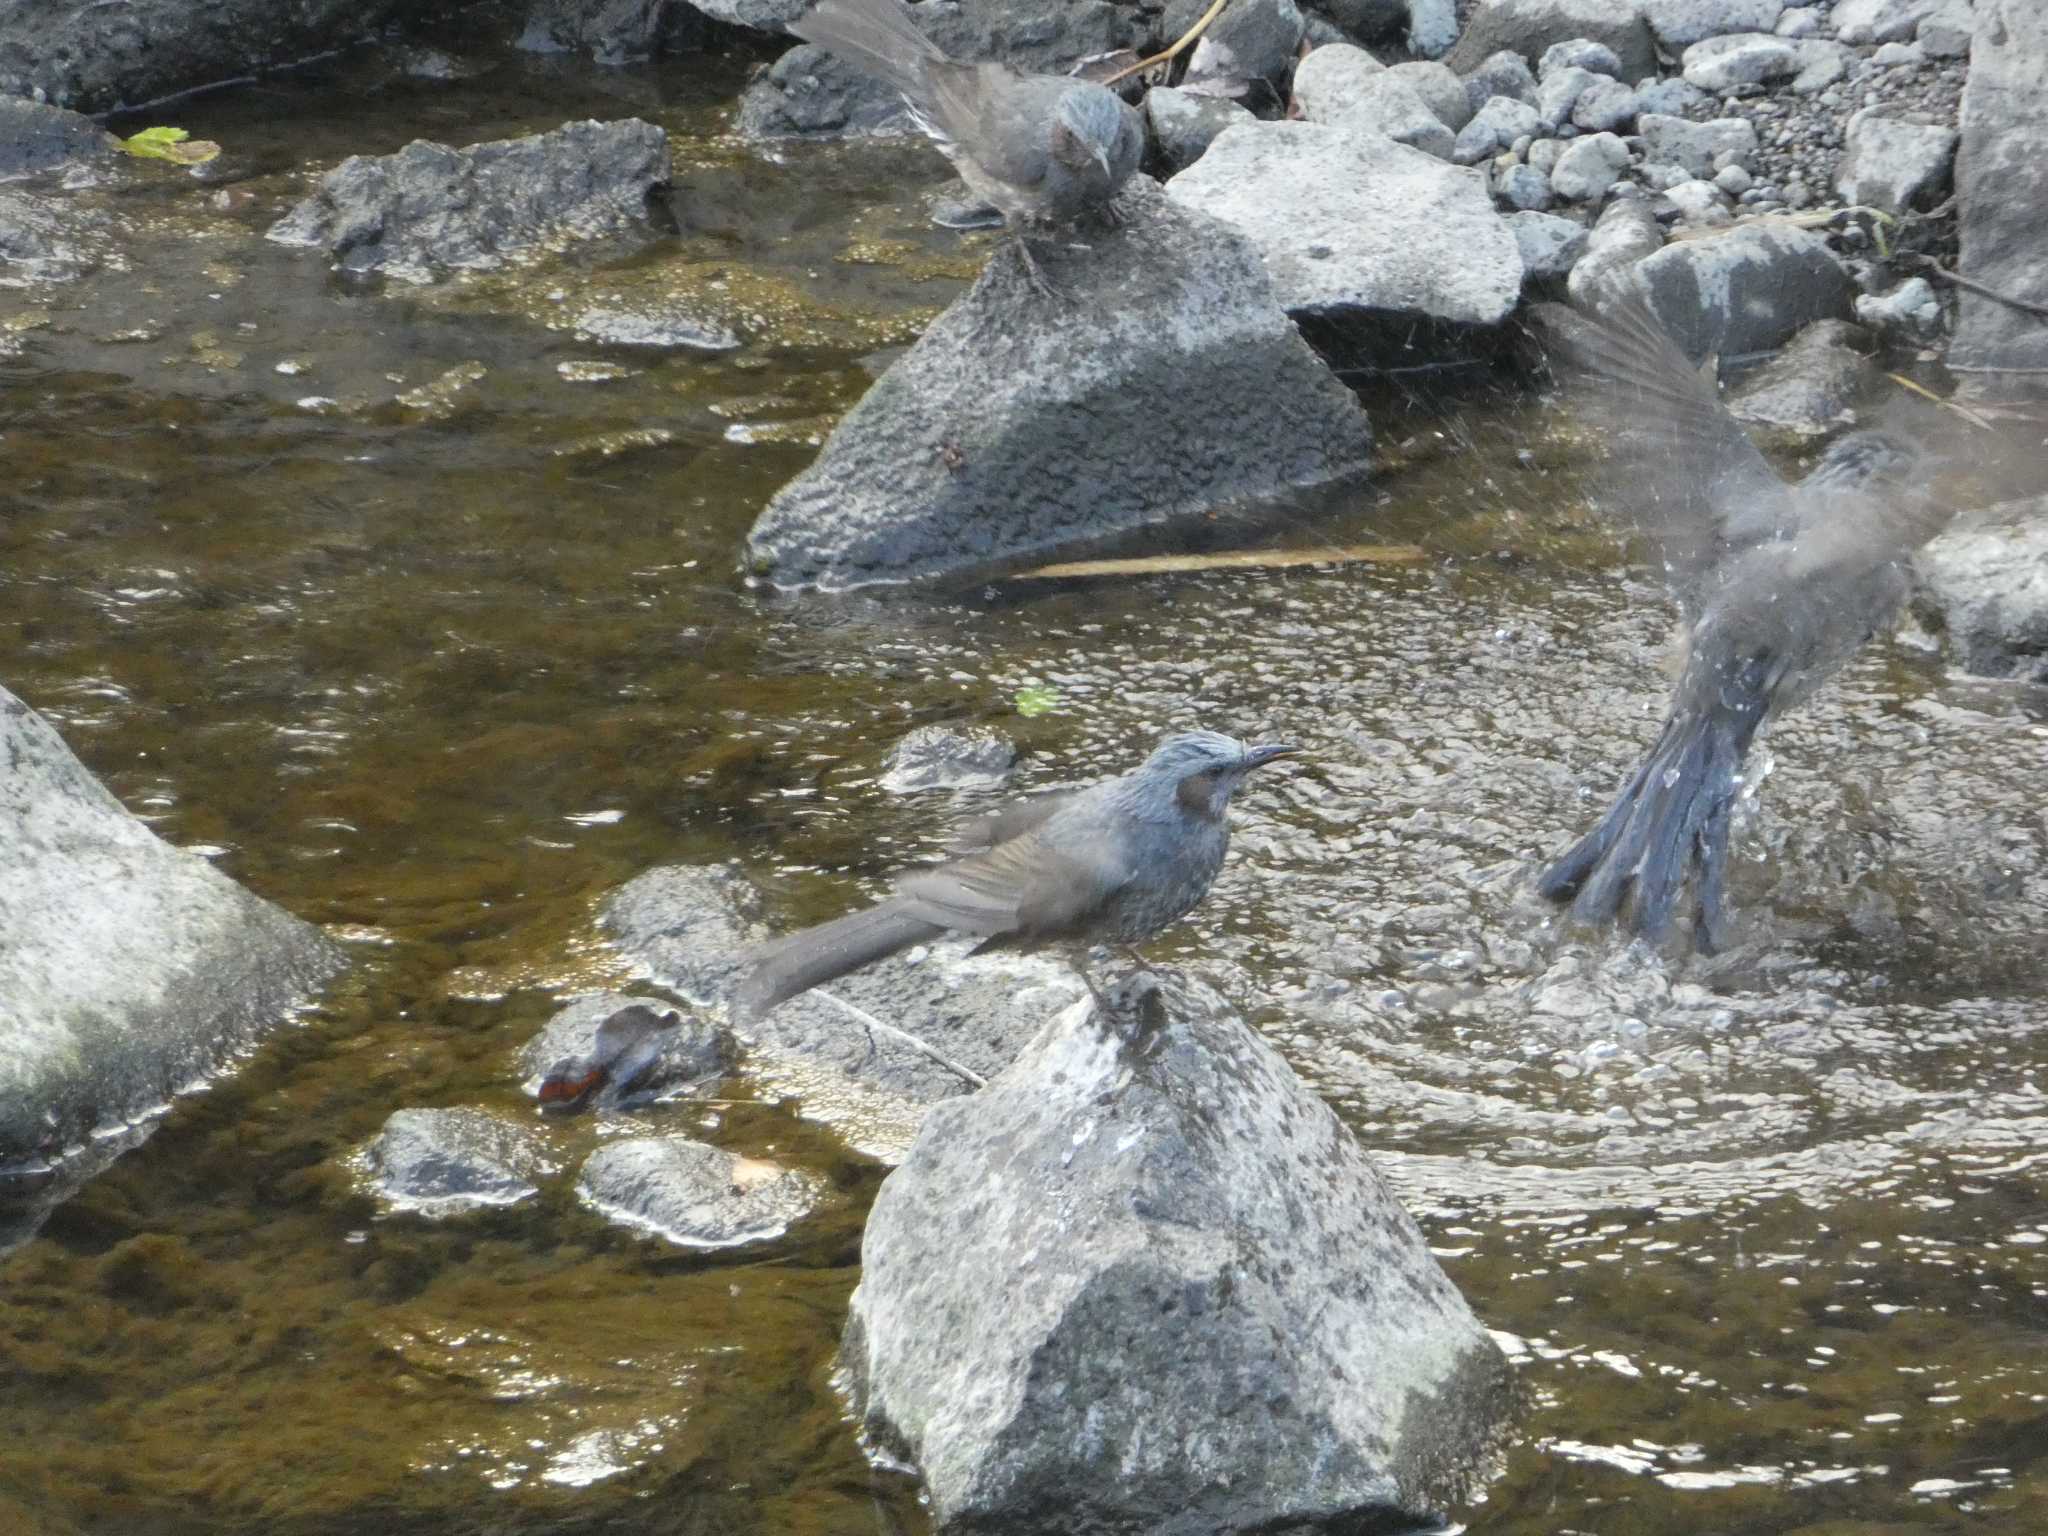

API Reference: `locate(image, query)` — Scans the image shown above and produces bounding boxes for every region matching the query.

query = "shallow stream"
[3,28,2047,1536]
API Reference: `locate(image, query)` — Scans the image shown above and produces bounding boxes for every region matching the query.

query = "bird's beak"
[1092,143,1113,178]
[1243,743,1300,770]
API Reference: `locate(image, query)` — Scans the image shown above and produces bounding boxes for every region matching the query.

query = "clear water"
[3,28,2046,1536]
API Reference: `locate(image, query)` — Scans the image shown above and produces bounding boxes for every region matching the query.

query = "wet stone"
[1726,319,1878,435]
[364,1108,552,1215]
[877,724,1017,793]
[570,304,741,351]
[520,993,731,1114]
[1915,498,2048,684]
[577,1137,819,1248]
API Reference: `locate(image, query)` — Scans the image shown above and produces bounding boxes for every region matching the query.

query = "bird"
[1529,284,1953,953]
[732,731,1298,1023]
[786,0,1145,290]
[536,1003,689,1114]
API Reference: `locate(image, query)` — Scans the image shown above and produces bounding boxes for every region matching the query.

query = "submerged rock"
[520,994,730,1114]
[878,724,1017,793]
[364,1107,552,1215]
[1915,500,2048,684]
[745,177,1373,590]
[267,118,671,283]
[843,970,1515,1534]
[1726,319,1878,436]
[0,0,410,111]
[1948,1,2048,383]
[0,684,343,1244]
[1167,122,1523,324]
[603,863,1088,1127]
[578,1137,819,1247]
[0,188,111,286]
[1294,45,1455,158]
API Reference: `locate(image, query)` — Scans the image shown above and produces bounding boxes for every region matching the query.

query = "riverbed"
[3,28,2046,1536]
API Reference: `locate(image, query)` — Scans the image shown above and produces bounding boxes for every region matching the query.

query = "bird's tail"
[1539,662,1771,952]
[788,0,945,113]
[731,901,941,1023]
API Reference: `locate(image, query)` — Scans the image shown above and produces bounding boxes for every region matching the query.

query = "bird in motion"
[733,731,1298,1022]
[1530,285,1952,952]
[788,0,1144,290]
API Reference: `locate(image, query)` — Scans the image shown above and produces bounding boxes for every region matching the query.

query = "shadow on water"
[4,23,2048,1536]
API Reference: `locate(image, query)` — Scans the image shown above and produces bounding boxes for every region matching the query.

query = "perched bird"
[787,0,1145,287]
[536,1004,695,1114]
[1531,286,1952,952]
[733,731,1298,1022]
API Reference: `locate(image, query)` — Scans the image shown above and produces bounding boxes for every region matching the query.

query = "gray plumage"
[788,0,1145,233]
[1532,286,1953,952]
[733,732,1297,1022]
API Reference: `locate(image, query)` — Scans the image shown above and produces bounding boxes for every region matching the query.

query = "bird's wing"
[789,0,944,114]
[895,824,1133,938]
[1529,286,1799,604]
[948,789,1082,853]
[923,61,1057,190]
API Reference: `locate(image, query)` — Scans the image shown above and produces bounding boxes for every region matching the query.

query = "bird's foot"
[1012,235,1064,301]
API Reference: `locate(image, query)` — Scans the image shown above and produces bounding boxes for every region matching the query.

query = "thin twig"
[816,990,988,1089]
[1101,0,1231,86]
[1901,253,2048,325]
[1885,371,1999,432]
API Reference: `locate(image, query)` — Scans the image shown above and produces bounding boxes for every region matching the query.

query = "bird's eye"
[1176,768,1221,813]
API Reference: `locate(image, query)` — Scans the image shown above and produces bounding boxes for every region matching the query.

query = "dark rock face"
[1915,499,2048,684]
[0,0,410,112]
[843,971,1516,1535]
[519,0,718,62]
[736,0,1141,139]
[602,864,1088,1121]
[266,118,672,283]
[1634,222,1852,362]
[743,178,1374,591]
[0,685,343,1246]
[0,97,117,178]
[577,1137,819,1247]
[1949,0,2048,383]
[1449,0,1660,84]
[1726,319,1878,435]
[364,1108,552,1214]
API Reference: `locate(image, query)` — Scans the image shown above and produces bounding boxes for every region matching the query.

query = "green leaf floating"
[1013,685,1061,718]
[122,126,222,166]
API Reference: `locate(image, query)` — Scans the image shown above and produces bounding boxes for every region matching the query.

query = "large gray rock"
[1681,32,1849,91]
[1834,111,1957,213]
[1460,48,1539,115]
[519,0,720,62]
[1167,122,1524,325]
[603,863,1088,1122]
[1169,0,1306,88]
[1566,197,1663,305]
[1450,0,1658,84]
[737,0,1140,138]
[578,1137,819,1248]
[0,98,117,178]
[1644,0,1786,47]
[0,0,411,110]
[364,1108,552,1216]
[1636,112,1759,176]
[746,178,1374,589]
[1831,0,1944,44]
[266,119,671,283]
[1144,86,1254,174]
[1915,500,2048,684]
[843,971,1515,1535]
[0,187,110,285]
[0,685,344,1232]
[1454,93,1543,162]
[1294,48,1456,157]
[1548,129,1631,201]
[1634,222,1853,361]
[1726,319,1878,434]
[1509,208,1589,280]
[1386,59,1473,130]
[1408,0,1459,56]
[1570,77,1639,133]
[1949,0,2048,382]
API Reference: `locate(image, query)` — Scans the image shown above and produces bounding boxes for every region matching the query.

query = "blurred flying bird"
[733,731,1297,1022]
[1530,285,1953,952]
